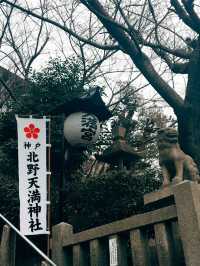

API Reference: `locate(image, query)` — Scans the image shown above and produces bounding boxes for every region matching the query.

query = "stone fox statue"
[157,128,200,186]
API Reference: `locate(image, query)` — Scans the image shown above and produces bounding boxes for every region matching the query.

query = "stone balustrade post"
[173,181,200,266]
[52,222,73,266]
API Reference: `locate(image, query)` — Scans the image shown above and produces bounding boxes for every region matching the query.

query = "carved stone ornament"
[157,127,200,186]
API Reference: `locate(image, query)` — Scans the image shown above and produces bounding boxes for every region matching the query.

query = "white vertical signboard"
[109,236,118,266]
[16,117,49,235]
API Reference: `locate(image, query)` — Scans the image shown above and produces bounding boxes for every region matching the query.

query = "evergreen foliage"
[63,169,161,232]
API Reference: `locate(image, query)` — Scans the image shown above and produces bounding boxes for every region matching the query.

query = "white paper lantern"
[64,112,100,147]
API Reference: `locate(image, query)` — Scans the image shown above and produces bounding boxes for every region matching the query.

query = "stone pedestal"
[52,222,73,266]
[173,181,200,266]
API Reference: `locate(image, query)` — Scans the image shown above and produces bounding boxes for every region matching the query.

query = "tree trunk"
[176,38,200,169]
[177,109,200,169]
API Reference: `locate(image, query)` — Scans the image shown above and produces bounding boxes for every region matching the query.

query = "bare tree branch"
[171,0,200,33]
[79,0,184,113]
[154,48,189,74]
[1,0,120,51]
[142,39,191,59]
[0,76,17,102]
[181,0,200,29]
[0,1,15,47]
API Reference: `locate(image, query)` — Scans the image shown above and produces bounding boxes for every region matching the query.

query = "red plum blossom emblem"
[24,123,40,139]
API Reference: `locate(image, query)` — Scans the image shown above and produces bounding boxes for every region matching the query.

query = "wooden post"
[173,181,200,266]
[52,223,73,266]
[90,239,108,266]
[154,222,174,266]
[130,229,149,266]
[0,225,16,266]
[109,235,128,266]
[73,244,88,266]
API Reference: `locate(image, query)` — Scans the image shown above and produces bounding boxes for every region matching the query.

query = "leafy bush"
[0,175,19,225]
[63,169,162,232]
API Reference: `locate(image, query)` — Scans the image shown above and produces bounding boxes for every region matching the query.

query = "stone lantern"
[96,125,143,170]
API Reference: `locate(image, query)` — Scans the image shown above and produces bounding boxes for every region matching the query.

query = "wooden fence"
[1,181,200,266]
[52,181,200,266]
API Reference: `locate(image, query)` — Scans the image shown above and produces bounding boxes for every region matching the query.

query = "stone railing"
[1,181,200,265]
[52,181,200,266]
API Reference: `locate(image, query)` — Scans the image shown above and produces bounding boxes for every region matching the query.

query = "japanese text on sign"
[16,117,49,235]
[109,237,118,266]
[81,113,98,141]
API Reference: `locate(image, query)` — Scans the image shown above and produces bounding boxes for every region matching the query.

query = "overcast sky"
[0,0,190,118]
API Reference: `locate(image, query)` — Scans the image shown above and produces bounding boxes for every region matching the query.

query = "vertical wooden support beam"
[0,225,16,266]
[73,244,88,266]
[173,181,200,266]
[109,235,128,266]
[154,222,173,266]
[90,239,108,266]
[52,222,73,266]
[130,229,149,266]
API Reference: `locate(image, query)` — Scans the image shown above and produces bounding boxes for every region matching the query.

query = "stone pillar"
[90,239,107,266]
[0,225,16,266]
[154,222,173,266]
[170,221,185,266]
[173,181,200,266]
[73,244,88,266]
[130,229,150,266]
[52,222,73,266]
